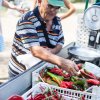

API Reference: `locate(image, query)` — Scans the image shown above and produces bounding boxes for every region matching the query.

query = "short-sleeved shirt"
[8,7,64,75]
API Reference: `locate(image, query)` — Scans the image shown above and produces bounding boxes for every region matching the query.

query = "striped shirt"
[8,7,64,75]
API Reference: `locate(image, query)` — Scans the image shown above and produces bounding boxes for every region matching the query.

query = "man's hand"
[46,48,79,76]
[2,0,28,14]
[61,59,79,76]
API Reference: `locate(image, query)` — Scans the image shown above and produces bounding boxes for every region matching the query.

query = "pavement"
[0,2,88,83]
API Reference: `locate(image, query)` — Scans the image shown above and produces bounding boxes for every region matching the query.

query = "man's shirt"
[8,7,64,75]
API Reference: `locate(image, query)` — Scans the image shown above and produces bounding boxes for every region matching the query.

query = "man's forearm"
[30,46,63,66]
[30,46,78,75]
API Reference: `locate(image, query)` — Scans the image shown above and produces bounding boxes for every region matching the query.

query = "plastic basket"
[22,82,68,100]
[31,62,100,100]
[22,82,100,100]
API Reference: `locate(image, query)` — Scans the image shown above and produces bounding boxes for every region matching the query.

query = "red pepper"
[50,68,63,75]
[87,79,100,85]
[80,96,85,100]
[80,70,97,79]
[77,63,83,70]
[29,90,61,100]
[28,94,33,100]
[84,69,97,79]
[59,82,69,88]
[50,68,70,78]
[50,95,59,100]
[8,95,24,100]
[32,94,45,100]
[53,90,59,98]
[49,90,61,100]
[59,81,73,89]
[47,91,52,97]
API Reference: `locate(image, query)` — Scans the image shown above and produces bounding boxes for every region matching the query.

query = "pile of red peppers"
[39,64,100,91]
[28,90,64,100]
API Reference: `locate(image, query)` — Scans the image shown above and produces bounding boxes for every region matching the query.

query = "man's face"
[40,0,60,20]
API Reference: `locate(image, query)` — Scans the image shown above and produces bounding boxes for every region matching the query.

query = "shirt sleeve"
[16,14,40,48]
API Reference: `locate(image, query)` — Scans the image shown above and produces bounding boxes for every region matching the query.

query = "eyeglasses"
[47,4,60,10]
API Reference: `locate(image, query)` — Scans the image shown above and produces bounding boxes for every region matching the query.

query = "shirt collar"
[33,7,47,23]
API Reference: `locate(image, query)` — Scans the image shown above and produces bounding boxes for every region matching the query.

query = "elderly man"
[8,0,79,78]
[32,0,76,20]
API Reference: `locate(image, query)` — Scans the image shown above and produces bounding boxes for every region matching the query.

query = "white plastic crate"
[22,82,76,100]
[22,82,100,100]
[31,62,100,100]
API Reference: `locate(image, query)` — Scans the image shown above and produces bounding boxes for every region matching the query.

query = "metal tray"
[68,46,100,61]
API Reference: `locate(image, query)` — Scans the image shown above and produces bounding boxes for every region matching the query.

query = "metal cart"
[0,43,74,100]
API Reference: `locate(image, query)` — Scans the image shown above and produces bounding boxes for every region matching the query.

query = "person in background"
[0,0,26,52]
[32,0,76,20]
[8,0,79,78]
[2,0,25,13]
[33,0,38,9]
